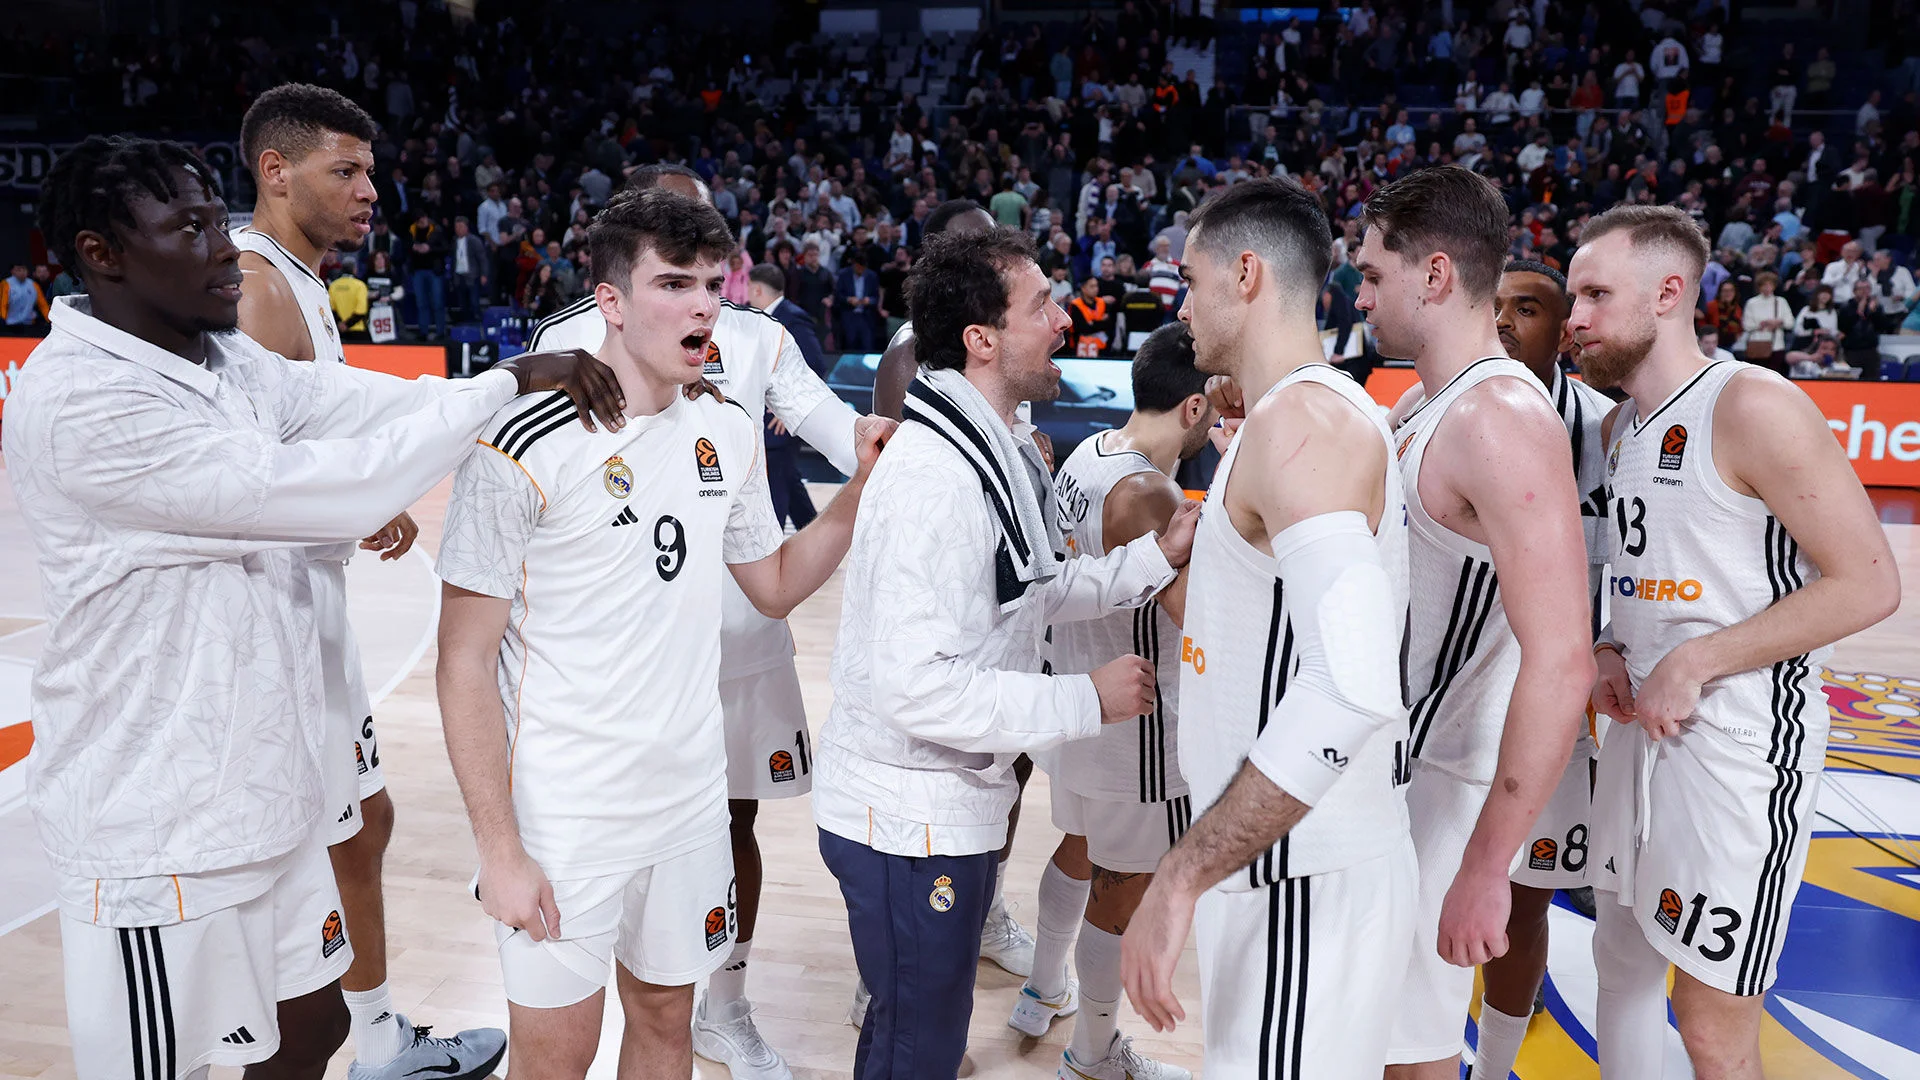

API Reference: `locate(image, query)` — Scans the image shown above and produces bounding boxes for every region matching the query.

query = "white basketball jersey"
[1398,357,1550,783]
[528,298,832,680]
[1603,360,1828,771]
[1180,364,1411,887]
[1049,431,1187,803]
[234,226,351,566]
[1554,367,1618,756]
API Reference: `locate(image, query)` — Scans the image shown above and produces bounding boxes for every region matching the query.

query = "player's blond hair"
[1580,204,1710,295]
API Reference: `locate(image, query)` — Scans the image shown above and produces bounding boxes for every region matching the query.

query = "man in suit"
[747,263,825,528]
[447,216,490,321]
[834,252,882,353]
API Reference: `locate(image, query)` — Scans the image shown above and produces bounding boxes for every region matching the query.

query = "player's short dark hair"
[1186,176,1332,300]
[38,135,219,281]
[925,198,993,237]
[589,189,735,293]
[1359,165,1510,302]
[620,162,709,199]
[747,263,787,292]
[906,228,1038,373]
[1131,323,1208,412]
[1579,203,1710,289]
[1504,258,1566,294]
[239,83,376,176]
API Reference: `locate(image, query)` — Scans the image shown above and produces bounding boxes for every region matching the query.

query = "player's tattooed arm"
[1122,761,1308,1032]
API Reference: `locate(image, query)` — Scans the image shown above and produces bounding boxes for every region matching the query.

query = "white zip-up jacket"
[5,297,518,881]
[813,419,1175,858]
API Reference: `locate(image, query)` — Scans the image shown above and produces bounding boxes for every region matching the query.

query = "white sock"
[1469,1001,1532,1080]
[707,938,751,1015]
[1069,924,1122,1064]
[343,984,405,1067]
[1028,861,1089,999]
[1592,892,1670,1080]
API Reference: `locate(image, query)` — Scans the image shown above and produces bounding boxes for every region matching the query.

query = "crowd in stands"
[7,0,1920,372]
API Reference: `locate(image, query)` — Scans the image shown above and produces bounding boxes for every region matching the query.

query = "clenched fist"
[1091,654,1156,724]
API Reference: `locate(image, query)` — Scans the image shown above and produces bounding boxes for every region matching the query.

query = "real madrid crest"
[604,455,634,499]
[929,875,956,913]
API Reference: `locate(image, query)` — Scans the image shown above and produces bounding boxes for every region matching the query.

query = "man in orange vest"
[1071,275,1114,355]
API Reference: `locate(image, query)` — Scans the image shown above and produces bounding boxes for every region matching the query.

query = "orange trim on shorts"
[172,876,183,921]
[92,879,100,924]
[867,807,874,847]
[926,825,932,857]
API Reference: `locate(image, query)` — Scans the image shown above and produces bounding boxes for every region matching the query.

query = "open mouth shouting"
[680,328,712,367]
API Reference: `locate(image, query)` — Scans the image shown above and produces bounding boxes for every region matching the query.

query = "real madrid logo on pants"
[929,874,956,913]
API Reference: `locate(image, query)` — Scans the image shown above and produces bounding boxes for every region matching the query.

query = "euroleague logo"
[704,906,728,951]
[1659,424,1688,470]
[321,909,347,958]
[769,750,796,782]
[702,339,724,376]
[695,437,723,482]
[1529,837,1559,872]
[1655,887,1685,934]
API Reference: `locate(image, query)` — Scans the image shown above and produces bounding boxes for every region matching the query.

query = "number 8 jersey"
[438,391,785,878]
[1603,360,1828,770]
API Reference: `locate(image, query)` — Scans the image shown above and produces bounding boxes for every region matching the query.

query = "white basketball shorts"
[494,833,737,1007]
[1196,837,1417,1079]
[1051,786,1193,874]
[1510,743,1595,890]
[1591,719,1820,996]
[60,842,351,1080]
[314,558,385,848]
[721,660,812,800]
[1387,759,1494,1064]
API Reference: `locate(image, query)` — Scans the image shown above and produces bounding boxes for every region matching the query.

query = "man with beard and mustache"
[235,83,511,1077]
[1568,204,1897,1080]
[6,135,622,1080]
[812,227,1197,1079]
[1120,176,1416,1079]
[1356,167,1596,1080]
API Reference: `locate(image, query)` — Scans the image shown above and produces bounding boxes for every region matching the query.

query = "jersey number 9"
[655,515,686,581]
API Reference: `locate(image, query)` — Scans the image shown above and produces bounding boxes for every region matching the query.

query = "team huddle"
[4,81,1901,1080]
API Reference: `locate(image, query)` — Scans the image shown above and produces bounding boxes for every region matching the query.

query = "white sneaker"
[848,979,871,1029]
[691,994,793,1080]
[1007,979,1079,1037]
[1059,1031,1193,1080]
[345,1015,505,1080]
[980,901,1037,977]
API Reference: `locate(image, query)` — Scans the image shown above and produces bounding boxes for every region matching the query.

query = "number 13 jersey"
[1603,360,1827,770]
[438,392,785,877]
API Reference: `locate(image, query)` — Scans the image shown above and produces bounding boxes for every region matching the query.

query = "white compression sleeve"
[1245,511,1406,807]
[792,397,861,477]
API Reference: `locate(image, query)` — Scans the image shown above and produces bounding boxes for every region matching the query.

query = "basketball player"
[231,83,507,1077]
[435,190,893,1080]
[1011,322,1212,1080]
[8,135,622,1080]
[1467,259,1617,1080]
[1352,167,1596,1080]
[523,164,859,1076]
[870,198,1048,986]
[1121,177,1416,1079]
[1569,205,1897,1080]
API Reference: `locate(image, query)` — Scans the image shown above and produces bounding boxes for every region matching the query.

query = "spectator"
[406,211,448,338]
[1796,284,1841,347]
[1613,50,1646,110]
[3,263,49,333]
[1822,241,1869,293]
[1143,234,1181,308]
[520,262,567,320]
[878,246,913,331]
[1786,331,1854,379]
[988,176,1029,229]
[1701,278,1744,347]
[1838,278,1885,379]
[1742,271,1795,362]
[832,252,881,352]
[448,216,489,321]
[1698,327,1738,364]
[476,183,509,245]
[47,264,83,299]
[723,248,754,306]
[790,242,835,331]
[328,265,369,338]
[1869,249,1916,319]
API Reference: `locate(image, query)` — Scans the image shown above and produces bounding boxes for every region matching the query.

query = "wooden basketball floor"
[3,473,1919,1079]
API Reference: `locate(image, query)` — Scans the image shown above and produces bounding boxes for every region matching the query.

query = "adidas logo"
[371,1011,392,1025]
[611,507,638,527]
[221,1026,257,1045]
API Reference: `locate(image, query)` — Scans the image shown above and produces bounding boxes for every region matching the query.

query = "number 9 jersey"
[437,390,785,880]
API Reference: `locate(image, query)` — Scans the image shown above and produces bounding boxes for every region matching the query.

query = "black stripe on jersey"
[1409,559,1499,758]
[526,295,597,350]
[1136,607,1150,801]
[1148,603,1166,802]
[1250,581,1295,888]
[721,297,780,324]
[1738,767,1804,994]
[1632,361,1729,435]
[489,392,572,457]
[1763,518,1812,769]
[508,404,586,461]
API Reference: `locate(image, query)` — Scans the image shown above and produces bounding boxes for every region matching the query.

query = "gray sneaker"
[345,1015,506,1080]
